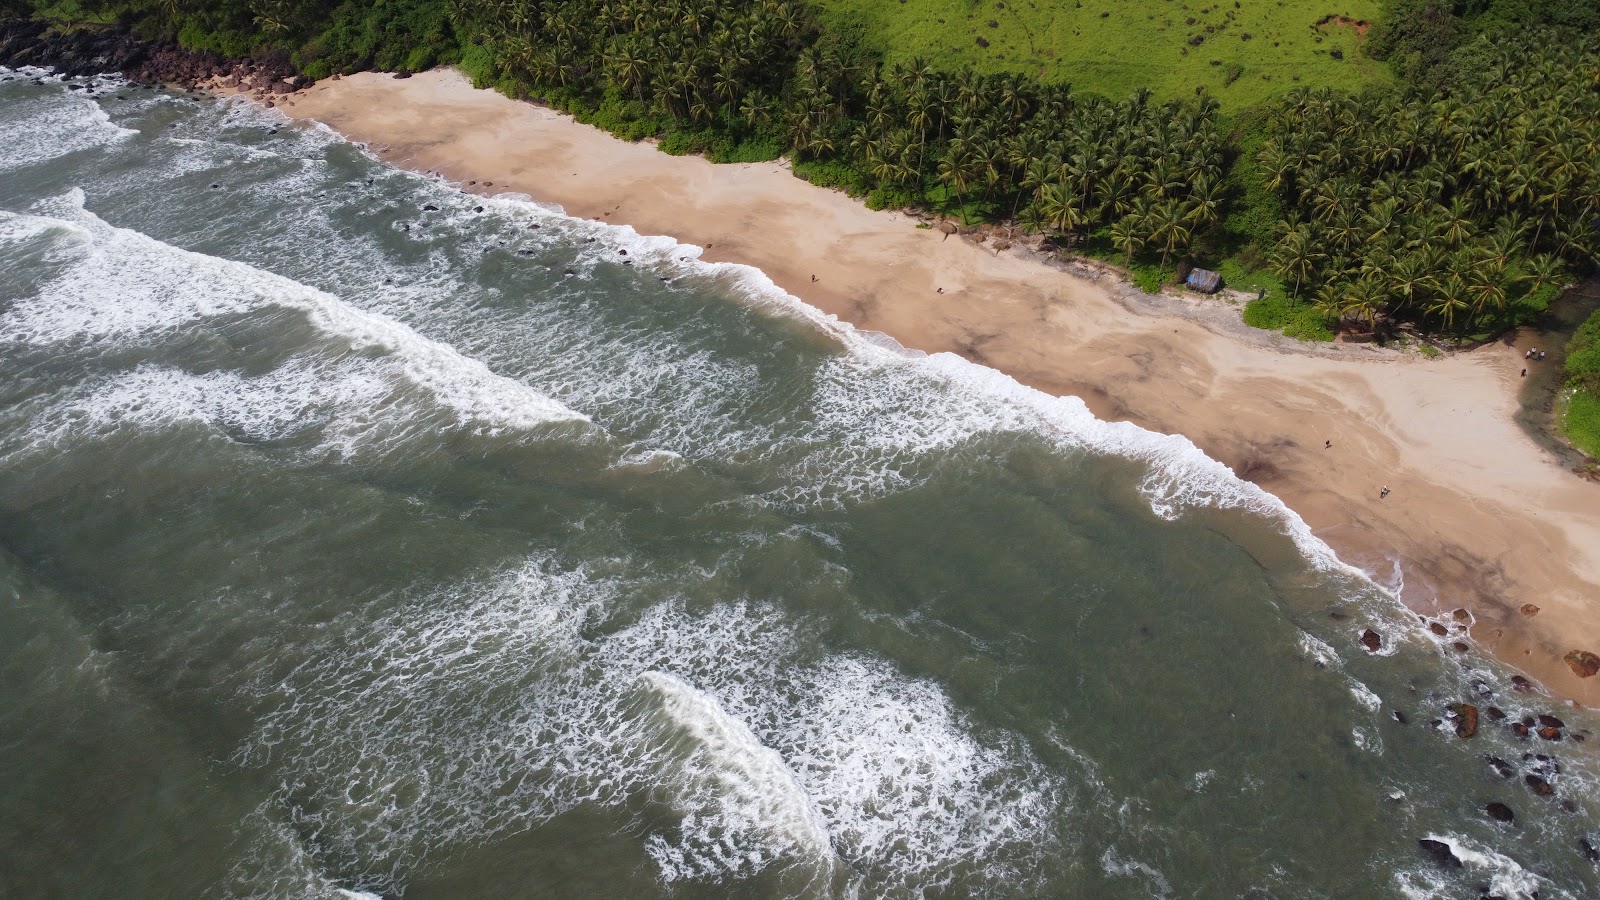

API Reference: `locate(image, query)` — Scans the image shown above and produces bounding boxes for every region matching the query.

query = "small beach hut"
[1185,268,1222,293]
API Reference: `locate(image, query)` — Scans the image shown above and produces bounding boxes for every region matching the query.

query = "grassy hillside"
[817,0,1392,107]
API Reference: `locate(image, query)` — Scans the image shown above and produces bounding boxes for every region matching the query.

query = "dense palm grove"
[14,0,1600,341]
[1258,44,1600,333]
[454,0,1229,276]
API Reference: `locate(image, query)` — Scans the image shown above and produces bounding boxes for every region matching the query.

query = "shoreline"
[252,68,1600,705]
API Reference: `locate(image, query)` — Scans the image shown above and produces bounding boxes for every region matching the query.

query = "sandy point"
[259,68,1600,707]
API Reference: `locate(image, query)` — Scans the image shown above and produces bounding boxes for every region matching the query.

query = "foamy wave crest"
[633,671,836,883]
[546,216,1362,576]
[0,75,137,173]
[236,561,1063,895]
[1394,833,1545,900]
[0,192,588,436]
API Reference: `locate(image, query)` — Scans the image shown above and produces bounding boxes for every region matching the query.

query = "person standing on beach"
[1380,486,1390,498]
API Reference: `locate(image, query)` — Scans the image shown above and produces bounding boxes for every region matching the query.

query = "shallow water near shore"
[3,71,1599,899]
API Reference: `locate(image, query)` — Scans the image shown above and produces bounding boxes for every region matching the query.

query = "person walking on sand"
[1380,486,1390,499]
[1325,440,1332,449]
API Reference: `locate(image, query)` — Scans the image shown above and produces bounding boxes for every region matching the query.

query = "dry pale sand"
[266,69,1600,705]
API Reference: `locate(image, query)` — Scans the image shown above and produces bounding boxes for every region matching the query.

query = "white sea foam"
[1099,845,1174,898]
[234,561,1064,894]
[0,192,588,447]
[0,77,137,173]
[1394,833,1544,900]
[633,671,836,882]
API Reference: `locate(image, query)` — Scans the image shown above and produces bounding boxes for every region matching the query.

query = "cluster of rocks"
[0,19,301,95]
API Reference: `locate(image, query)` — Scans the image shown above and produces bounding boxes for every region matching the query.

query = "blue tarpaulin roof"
[1186,268,1221,293]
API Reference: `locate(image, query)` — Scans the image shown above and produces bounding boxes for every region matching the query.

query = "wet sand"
[262,69,1600,705]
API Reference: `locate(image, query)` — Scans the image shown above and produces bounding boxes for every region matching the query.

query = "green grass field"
[818,0,1393,108]
[1564,387,1600,459]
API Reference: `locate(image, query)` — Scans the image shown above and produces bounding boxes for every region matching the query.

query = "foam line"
[0,191,588,436]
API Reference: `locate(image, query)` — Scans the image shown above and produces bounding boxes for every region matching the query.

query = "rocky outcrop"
[1417,838,1461,868]
[1565,649,1600,678]
[0,20,300,92]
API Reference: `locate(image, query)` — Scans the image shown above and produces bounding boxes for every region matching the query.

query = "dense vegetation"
[12,0,1600,344]
[1568,310,1600,457]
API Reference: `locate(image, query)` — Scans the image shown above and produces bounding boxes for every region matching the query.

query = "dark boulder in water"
[473,206,484,213]
[422,204,439,211]
[1448,703,1479,739]
[1486,706,1506,721]
[1393,709,1408,724]
[1538,726,1563,741]
[1485,802,1515,823]
[1511,722,1531,738]
[1524,753,1559,777]
[1538,714,1566,729]
[1581,837,1599,862]
[1360,629,1382,652]
[1417,839,1462,868]
[1428,622,1449,636]
[1525,774,1554,797]
[1486,756,1515,779]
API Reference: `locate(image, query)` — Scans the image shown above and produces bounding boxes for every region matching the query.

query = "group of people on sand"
[1522,346,1548,377]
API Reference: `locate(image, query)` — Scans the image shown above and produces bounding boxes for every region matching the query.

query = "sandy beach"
[264,68,1600,705]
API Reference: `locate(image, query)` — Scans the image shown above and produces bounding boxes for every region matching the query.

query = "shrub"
[1284,305,1335,341]
[791,159,869,197]
[1242,293,1295,329]
[1566,308,1600,396]
[865,183,916,211]
[1128,263,1168,295]
[458,43,496,88]
[405,45,436,73]
[1563,387,1600,458]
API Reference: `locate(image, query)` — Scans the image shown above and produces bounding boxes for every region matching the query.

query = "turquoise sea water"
[2,70,1598,899]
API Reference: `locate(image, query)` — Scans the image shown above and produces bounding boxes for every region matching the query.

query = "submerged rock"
[1485,802,1516,823]
[1485,756,1515,779]
[1525,774,1554,797]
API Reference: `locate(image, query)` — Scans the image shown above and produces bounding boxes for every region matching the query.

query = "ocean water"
[2,70,1597,900]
